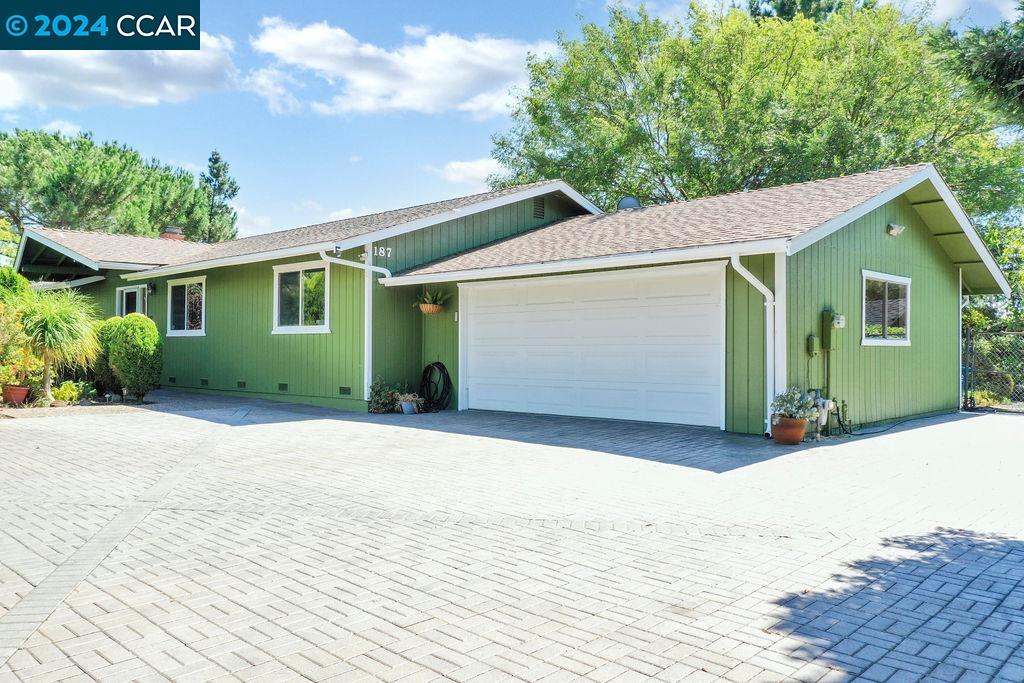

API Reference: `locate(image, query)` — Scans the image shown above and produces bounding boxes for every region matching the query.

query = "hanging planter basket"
[418,303,444,315]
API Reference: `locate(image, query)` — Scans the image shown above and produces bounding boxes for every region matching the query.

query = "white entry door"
[459,262,725,426]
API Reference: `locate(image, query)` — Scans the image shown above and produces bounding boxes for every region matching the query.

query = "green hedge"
[92,316,123,394]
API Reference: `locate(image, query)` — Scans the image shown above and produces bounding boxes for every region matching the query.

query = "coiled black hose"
[419,362,453,412]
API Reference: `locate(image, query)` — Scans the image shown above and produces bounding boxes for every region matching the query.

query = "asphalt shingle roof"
[25,180,565,270]
[28,227,210,266]
[400,164,931,277]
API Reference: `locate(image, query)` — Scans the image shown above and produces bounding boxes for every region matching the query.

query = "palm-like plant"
[18,289,99,402]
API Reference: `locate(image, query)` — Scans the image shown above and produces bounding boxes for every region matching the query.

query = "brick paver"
[1,393,1022,681]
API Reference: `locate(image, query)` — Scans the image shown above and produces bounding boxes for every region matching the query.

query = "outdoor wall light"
[886,223,906,237]
[147,283,157,295]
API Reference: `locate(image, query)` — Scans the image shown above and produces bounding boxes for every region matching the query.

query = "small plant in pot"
[770,386,818,445]
[413,289,451,315]
[396,392,423,415]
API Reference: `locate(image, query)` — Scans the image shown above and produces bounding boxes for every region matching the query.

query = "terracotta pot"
[771,416,808,445]
[419,303,444,315]
[2,385,30,406]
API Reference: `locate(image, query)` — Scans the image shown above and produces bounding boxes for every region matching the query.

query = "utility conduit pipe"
[730,254,775,436]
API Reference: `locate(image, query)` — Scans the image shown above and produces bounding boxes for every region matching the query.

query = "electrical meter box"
[806,334,820,357]
[821,310,844,351]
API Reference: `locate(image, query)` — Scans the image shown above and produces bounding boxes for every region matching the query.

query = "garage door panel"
[463,265,724,426]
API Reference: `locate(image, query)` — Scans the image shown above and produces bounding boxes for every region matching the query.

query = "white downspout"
[319,247,393,401]
[730,255,775,436]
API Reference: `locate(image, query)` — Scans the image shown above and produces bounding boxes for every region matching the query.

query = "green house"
[14,164,1009,434]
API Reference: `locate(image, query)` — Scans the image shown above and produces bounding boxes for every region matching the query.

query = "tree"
[492,5,1024,218]
[0,218,18,264]
[200,150,239,242]
[748,0,874,21]
[939,2,1024,119]
[0,131,239,242]
[18,289,99,402]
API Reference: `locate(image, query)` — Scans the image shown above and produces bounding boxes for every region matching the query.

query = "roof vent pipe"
[616,196,642,210]
[160,226,185,241]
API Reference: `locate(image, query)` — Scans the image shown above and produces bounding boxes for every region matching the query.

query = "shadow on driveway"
[112,390,989,474]
[770,528,1024,680]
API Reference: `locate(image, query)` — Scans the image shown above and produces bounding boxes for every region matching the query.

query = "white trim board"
[383,239,787,287]
[787,165,1010,296]
[271,260,331,335]
[166,275,207,337]
[861,269,911,347]
[124,181,601,282]
[31,275,105,291]
[115,284,148,316]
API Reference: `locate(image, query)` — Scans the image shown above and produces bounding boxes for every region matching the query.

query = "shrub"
[92,316,123,394]
[368,378,402,413]
[0,267,29,303]
[107,313,162,401]
[52,380,90,403]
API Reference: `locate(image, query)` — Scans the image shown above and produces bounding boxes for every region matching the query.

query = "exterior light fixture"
[886,223,906,237]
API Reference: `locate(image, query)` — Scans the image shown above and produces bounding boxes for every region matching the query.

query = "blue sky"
[0,0,1016,237]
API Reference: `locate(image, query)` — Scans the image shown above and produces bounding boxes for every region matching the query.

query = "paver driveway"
[1,394,1023,682]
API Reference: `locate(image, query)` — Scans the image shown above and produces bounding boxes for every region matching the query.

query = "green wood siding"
[119,250,366,409]
[372,195,582,391]
[726,255,773,435]
[79,273,124,320]
[787,195,960,425]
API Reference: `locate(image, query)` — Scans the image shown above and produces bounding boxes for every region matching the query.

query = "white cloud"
[41,119,82,136]
[348,154,362,163]
[234,205,274,237]
[403,24,430,38]
[169,159,203,174]
[0,33,236,110]
[250,17,552,119]
[244,66,301,115]
[910,0,1018,22]
[429,157,502,191]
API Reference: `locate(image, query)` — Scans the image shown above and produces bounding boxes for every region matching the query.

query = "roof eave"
[380,237,789,287]
[124,180,601,281]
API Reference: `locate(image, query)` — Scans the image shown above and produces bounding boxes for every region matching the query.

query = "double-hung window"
[116,285,147,316]
[167,276,206,337]
[862,269,910,346]
[273,261,330,334]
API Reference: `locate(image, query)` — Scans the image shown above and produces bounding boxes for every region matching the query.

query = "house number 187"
[372,246,393,258]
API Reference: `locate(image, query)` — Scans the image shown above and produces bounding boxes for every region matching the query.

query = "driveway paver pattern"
[1,394,1022,682]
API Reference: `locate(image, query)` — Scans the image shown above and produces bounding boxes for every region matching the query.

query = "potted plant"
[396,392,423,414]
[770,386,818,445]
[1,301,31,406]
[413,289,451,315]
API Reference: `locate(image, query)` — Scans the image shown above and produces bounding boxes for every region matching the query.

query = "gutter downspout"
[319,248,393,402]
[730,255,775,436]
[959,267,966,410]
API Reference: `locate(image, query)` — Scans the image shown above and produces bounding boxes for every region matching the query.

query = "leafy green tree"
[18,289,99,402]
[938,2,1024,119]
[0,218,18,263]
[748,0,874,21]
[0,266,30,302]
[0,131,239,243]
[493,5,1024,218]
[200,150,240,242]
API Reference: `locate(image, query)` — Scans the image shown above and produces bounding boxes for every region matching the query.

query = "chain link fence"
[963,331,1024,413]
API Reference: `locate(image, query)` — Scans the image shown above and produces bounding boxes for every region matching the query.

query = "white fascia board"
[786,168,933,256]
[31,275,106,291]
[787,165,1010,296]
[97,261,151,271]
[123,181,600,282]
[380,238,788,287]
[16,229,101,272]
[920,166,1011,296]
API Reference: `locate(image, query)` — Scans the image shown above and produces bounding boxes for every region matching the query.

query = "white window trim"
[272,260,331,335]
[167,276,206,337]
[115,285,148,317]
[862,269,911,347]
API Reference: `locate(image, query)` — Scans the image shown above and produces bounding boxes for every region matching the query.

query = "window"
[167,276,205,337]
[116,285,148,316]
[862,270,910,346]
[273,261,330,334]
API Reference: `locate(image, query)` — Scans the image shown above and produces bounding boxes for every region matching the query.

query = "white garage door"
[460,262,725,426]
